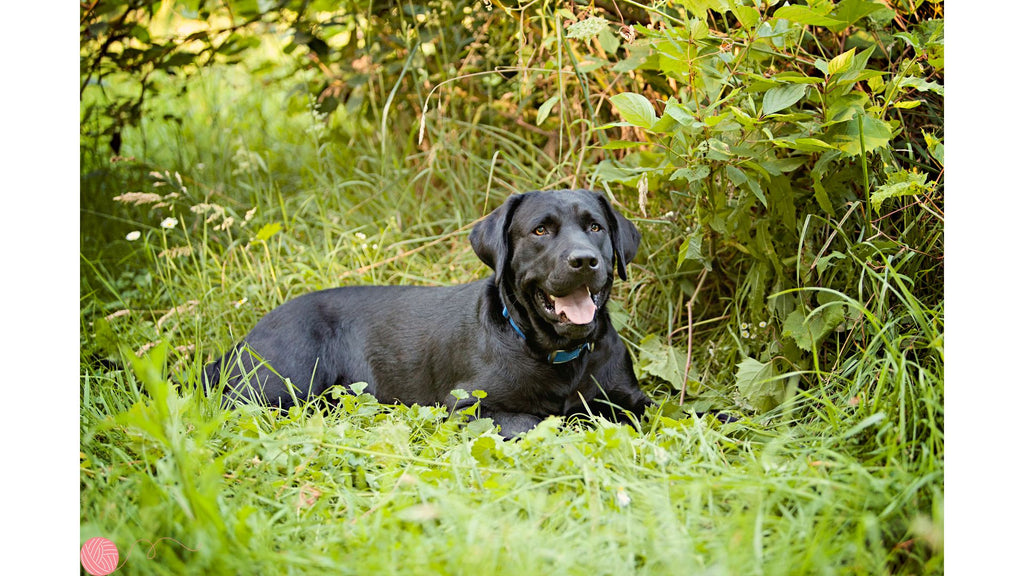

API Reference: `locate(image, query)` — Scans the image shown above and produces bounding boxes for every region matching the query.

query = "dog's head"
[470,189,640,343]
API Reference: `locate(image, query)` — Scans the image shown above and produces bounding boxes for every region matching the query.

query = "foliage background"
[64,0,985,574]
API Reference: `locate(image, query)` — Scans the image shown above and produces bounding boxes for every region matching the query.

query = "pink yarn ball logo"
[80,537,120,576]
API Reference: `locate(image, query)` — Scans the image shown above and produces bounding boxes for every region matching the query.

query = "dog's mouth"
[537,285,598,325]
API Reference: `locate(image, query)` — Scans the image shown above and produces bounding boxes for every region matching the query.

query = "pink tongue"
[552,286,596,325]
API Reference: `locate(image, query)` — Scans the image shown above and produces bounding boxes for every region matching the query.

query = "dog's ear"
[593,191,641,280]
[470,193,528,285]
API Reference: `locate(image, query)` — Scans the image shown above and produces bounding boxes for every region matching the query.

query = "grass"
[80,49,943,574]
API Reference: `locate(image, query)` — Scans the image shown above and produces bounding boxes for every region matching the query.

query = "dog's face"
[470,190,640,342]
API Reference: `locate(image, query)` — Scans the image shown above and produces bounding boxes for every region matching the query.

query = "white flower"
[125,230,141,241]
[160,217,178,229]
[758,321,767,328]
[615,487,631,507]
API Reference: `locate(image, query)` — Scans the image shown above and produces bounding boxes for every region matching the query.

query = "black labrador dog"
[204,189,654,438]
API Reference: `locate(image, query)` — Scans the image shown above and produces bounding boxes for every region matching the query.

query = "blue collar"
[502,305,593,364]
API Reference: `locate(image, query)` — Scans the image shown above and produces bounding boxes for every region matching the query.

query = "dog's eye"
[589,222,603,232]
[533,225,548,236]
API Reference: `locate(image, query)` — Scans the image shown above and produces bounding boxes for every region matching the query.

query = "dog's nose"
[567,250,600,270]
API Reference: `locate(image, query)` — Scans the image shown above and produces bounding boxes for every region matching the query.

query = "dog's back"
[205,282,491,407]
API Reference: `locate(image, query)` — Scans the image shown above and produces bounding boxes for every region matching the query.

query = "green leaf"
[707,138,733,160]
[592,160,646,183]
[599,140,646,150]
[768,175,797,233]
[734,357,783,413]
[536,95,559,125]
[686,0,730,17]
[832,0,887,28]
[827,48,857,76]
[255,222,282,242]
[725,165,767,207]
[465,417,495,437]
[899,76,945,96]
[731,5,761,31]
[566,16,610,40]
[774,137,835,152]
[893,31,922,53]
[924,132,944,166]
[677,227,711,270]
[870,170,935,212]
[762,84,806,115]
[772,72,826,84]
[670,164,711,183]
[812,178,836,217]
[597,28,620,54]
[782,304,846,352]
[638,335,689,390]
[828,115,893,156]
[760,157,806,175]
[611,45,652,73]
[471,436,500,464]
[609,92,658,130]
[774,5,844,27]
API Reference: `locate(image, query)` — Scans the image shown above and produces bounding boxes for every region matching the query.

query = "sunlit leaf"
[827,48,857,76]
[774,5,844,27]
[828,115,893,156]
[609,92,658,129]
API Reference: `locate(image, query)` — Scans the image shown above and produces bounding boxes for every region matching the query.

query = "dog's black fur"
[204,189,654,438]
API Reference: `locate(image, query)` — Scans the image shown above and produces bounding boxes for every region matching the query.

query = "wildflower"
[160,217,178,229]
[740,322,749,330]
[125,230,141,241]
[758,321,767,328]
[615,487,631,507]
[355,232,367,240]
[234,297,248,308]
